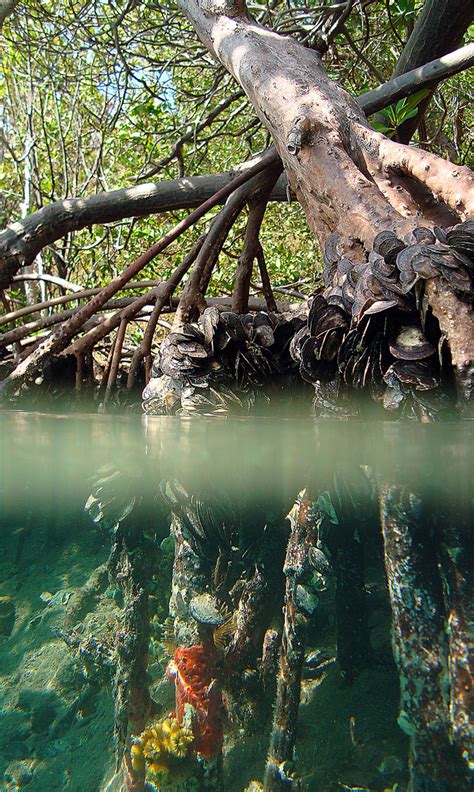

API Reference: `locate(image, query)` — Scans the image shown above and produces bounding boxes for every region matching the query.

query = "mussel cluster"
[292,220,473,419]
[143,306,304,416]
[323,220,473,318]
[143,220,473,420]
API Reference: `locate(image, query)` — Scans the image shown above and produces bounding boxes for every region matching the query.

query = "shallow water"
[0,411,472,791]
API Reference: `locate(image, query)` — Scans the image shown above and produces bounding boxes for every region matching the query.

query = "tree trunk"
[178,0,473,400]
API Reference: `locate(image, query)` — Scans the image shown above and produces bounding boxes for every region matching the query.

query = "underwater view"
[0,410,471,792]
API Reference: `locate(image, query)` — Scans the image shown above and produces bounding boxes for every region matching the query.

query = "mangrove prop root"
[127,235,206,388]
[226,564,269,670]
[264,489,319,791]
[0,149,278,397]
[113,546,152,769]
[163,483,224,789]
[379,484,469,791]
[436,494,474,773]
[256,245,278,313]
[231,167,280,314]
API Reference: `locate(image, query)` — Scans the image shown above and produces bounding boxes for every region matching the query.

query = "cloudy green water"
[0,411,472,791]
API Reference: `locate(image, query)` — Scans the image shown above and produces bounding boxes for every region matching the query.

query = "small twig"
[0,278,170,327]
[12,272,83,292]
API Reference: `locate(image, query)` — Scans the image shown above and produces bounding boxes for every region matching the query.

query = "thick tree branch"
[362,43,474,120]
[1,44,472,289]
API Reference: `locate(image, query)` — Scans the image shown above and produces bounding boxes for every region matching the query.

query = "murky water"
[0,411,472,791]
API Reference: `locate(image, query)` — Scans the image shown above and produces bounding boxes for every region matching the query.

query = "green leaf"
[399,107,419,122]
[402,89,431,112]
[371,121,393,133]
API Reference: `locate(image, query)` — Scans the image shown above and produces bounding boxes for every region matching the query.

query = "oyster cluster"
[143,220,472,420]
[143,307,303,416]
[323,220,473,319]
[289,220,473,419]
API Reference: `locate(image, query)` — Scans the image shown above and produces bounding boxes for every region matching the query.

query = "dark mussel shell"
[324,232,344,266]
[220,312,246,342]
[446,220,474,256]
[389,326,435,361]
[385,359,439,391]
[323,260,337,287]
[324,286,346,309]
[396,245,438,278]
[177,340,209,358]
[289,325,309,363]
[373,230,405,263]
[362,299,398,316]
[199,306,220,347]
[253,324,275,347]
[440,265,471,293]
[403,227,436,246]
